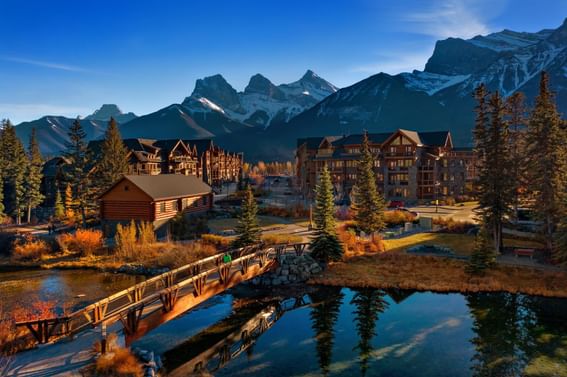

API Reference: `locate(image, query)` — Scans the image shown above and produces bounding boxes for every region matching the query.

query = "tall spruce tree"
[352,131,385,234]
[64,184,75,220]
[232,185,261,248]
[0,120,28,224]
[63,118,92,227]
[24,128,44,223]
[96,117,129,192]
[0,121,6,219]
[505,92,527,218]
[474,89,514,253]
[526,72,567,253]
[54,189,65,220]
[310,165,343,263]
[466,226,496,275]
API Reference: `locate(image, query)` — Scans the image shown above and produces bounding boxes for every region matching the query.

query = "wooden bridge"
[15,242,310,346]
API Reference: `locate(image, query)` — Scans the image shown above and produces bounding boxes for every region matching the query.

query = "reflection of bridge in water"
[14,243,310,347]
[164,295,313,377]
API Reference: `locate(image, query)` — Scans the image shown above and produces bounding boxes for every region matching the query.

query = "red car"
[388,200,405,209]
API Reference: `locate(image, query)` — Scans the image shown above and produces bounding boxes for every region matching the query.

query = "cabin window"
[172,200,178,212]
[124,185,129,191]
[160,202,166,213]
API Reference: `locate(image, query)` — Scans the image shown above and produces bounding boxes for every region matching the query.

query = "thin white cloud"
[0,103,91,124]
[1,56,91,73]
[402,0,494,39]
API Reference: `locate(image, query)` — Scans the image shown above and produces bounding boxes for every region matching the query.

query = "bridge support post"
[240,258,250,275]
[192,274,208,296]
[218,263,232,285]
[258,251,268,268]
[159,288,179,312]
[294,243,307,256]
[128,285,146,303]
[120,304,144,336]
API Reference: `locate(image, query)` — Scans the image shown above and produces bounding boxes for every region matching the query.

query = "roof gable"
[100,174,212,201]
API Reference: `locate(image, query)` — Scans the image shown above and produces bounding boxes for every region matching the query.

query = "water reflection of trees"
[351,289,388,377]
[466,293,567,377]
[309,287,344,377]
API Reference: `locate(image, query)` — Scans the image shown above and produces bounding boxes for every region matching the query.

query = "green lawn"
[208,215,302,232]
[384,232,544,256]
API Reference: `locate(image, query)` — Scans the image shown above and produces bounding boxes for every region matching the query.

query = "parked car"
[388,200,405,209]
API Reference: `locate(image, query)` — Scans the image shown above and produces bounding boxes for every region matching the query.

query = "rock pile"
[251,254,322,286]
[117,264,169,276]
[133,348,163,377]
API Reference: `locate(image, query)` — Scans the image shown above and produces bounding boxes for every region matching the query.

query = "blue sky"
[1,0,566,123]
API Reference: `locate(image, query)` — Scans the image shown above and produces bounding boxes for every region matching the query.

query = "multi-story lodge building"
[88,138,243,187]
[296,129,476,203]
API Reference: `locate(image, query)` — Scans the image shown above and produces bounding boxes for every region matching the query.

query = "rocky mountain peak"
[85,104,137,123]
[244,74,286,100]
[190,74,241,111]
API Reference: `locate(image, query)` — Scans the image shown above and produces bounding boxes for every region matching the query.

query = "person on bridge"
[223,253,232,263]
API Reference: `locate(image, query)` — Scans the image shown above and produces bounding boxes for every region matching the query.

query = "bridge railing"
[14,242,311,344]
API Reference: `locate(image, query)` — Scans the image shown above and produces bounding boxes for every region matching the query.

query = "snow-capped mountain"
[85,104,137,124]
[119,102,252,140]
[14,116,108,156]
[182,70,338,128]
[225,18,567,161]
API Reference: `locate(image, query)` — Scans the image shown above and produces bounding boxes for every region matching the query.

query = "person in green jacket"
[223,253,232,263]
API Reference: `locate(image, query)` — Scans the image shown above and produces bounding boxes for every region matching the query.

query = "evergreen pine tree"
[0,120,28,224]
[310,165,343,263]
[232,185,261,248]
[526,72,567,253]
[474,89,514,253]
[54,189,65,220]
[96,117,129,192]
[0,169,4,221]
[64,183,75,220]
[505,92,527,218]
[24,128,44,223]
[63,118,93,227]
[352,131,385,234]
[466,226,496,275]
[351,289,388,376]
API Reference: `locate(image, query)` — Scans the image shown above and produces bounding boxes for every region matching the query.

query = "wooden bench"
[513,248,535,259]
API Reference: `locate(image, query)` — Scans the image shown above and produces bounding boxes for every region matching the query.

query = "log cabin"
[99,174,213,237]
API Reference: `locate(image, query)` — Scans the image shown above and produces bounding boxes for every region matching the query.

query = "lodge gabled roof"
[184,139,214,157]
[100,174,212,201]
[332,132,392,147]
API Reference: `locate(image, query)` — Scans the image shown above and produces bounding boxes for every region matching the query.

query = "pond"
[0,269,144,314]
[133,286,567,377]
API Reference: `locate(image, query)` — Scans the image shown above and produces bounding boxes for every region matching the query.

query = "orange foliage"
[58,229,104,256]
[11,235,51,261]
[384,210,415,227]
[95,347,143,377]
[338,226,385,257]
[201,233,231,248]
[433,217,475,234]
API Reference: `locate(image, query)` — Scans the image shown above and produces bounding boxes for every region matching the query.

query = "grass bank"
[382,233,543,256]
[310,252,567,298]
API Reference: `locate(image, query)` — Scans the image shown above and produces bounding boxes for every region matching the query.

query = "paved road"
[407,204,478,223]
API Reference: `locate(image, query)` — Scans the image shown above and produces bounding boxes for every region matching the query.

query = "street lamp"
[435,181,441,213]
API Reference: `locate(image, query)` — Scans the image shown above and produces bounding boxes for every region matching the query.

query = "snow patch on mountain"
[401,71,470,95]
